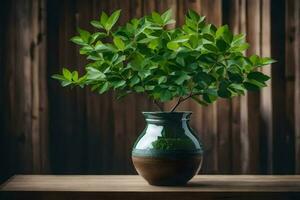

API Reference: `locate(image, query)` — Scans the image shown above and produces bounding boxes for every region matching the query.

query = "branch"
[154,100,164,111]
[170,97,182,112]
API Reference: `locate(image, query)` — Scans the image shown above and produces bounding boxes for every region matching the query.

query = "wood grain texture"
[0,0,300,178]
[1,175,300,192]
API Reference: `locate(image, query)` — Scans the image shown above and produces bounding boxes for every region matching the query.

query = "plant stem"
[154,100,164,111]
[170,93,195,112]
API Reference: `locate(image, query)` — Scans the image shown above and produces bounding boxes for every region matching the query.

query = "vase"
[132,112,203,186]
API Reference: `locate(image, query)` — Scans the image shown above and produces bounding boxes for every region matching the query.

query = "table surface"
[1,175,300,193]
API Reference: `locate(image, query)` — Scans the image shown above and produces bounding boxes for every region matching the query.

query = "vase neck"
[143,112,192,125]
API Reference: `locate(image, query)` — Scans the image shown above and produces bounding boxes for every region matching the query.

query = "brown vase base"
[132,155,202,186]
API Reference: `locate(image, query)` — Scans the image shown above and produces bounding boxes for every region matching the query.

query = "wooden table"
[1,175,300,200]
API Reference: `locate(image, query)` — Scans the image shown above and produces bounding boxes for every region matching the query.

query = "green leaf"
[61,80,72,87]
[203,44,218,52]
[113,36,125,51]
[130,75,140,86]
[77,28,90,42]
[113,80,126,89]
[99,82,109,94]
[232,34,245,45]
[51,74,65,81]
[90,20,103,29]
[105,10,121,31]
[63,68,72,81]
[243,82,260,91]
[134,86,145,92]
[203,33,215,42]
[161,9,173,24]
[72,71,78,81]
[175,73,190,85]
[152,11,163,25]
[216,39,229,52]
[260,57,276,65]
[158,76,167,84]
[231,43,249,52]
[187,10,200,22]
[70,36,85,45]
[247,71,270,82]
[160,89,173,101]
[86,67,106,80]
[249,54,260,65]
[218,81,231,98]
[167,41,179,51]
[100,12,108,26]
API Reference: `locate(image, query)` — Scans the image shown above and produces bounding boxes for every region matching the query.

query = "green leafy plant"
[52,9,275,112]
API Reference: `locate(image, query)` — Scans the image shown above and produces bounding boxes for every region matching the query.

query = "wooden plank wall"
[0,0,299,180]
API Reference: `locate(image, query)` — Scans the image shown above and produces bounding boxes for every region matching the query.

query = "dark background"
[0,0,299,182]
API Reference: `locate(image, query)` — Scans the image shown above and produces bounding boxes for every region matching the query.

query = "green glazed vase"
[132,112,203,186]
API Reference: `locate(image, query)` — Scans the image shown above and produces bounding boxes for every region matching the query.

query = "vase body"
[132,112,203,186]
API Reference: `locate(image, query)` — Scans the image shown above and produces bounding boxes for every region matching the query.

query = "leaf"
[99,82,109,94]
[130,75,140,86]
[77,28,90,42]
[232,33,245,45]
[187,10,200,22]
[203,44,218,52]
[113,36,125,51]
[134,86,145,92]
[51,74,65,81]
[243,81,260,91]
[152,11,163,25]
[231,43,249,52]
[100,12,108,26]
[202,33,215,42]
[247,71,270,82]
[218,81,231,98]
[249,54,260,65]
[63,68,72,81]
[61,80,72,87]
[216,39,229,52]
[70,36,85,45]
[161,9,173,24]
[113,80,126,89]
[105,10,121,31]
[167,41,179,51]
[260,57,277,65]
[72,71,78,81]
[175,73,190,85]
[86,67,106,80]
[90,20,103,29]
[160,90,173,101]
[148,39,159,49]
[158,76,167,84]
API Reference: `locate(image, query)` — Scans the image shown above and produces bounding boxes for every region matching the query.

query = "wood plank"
[1,175,300,192]
[198,0,221,174]
[271,0,293,174]
[222,0,242,174]
[260,0,273,174]
[284,0,297,174]
[295,0,300,174]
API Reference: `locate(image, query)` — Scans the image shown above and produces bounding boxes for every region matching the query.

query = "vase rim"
[142,111,192,114]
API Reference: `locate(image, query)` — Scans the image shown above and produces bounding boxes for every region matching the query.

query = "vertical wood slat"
[198,0,221,174]
[1,0,48,175]
[222,0,242,174]
[271,0,294,174]
[294,0,300,174]
[285,0,299,174]
[260,0,273,174]
[241,0,261,173]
